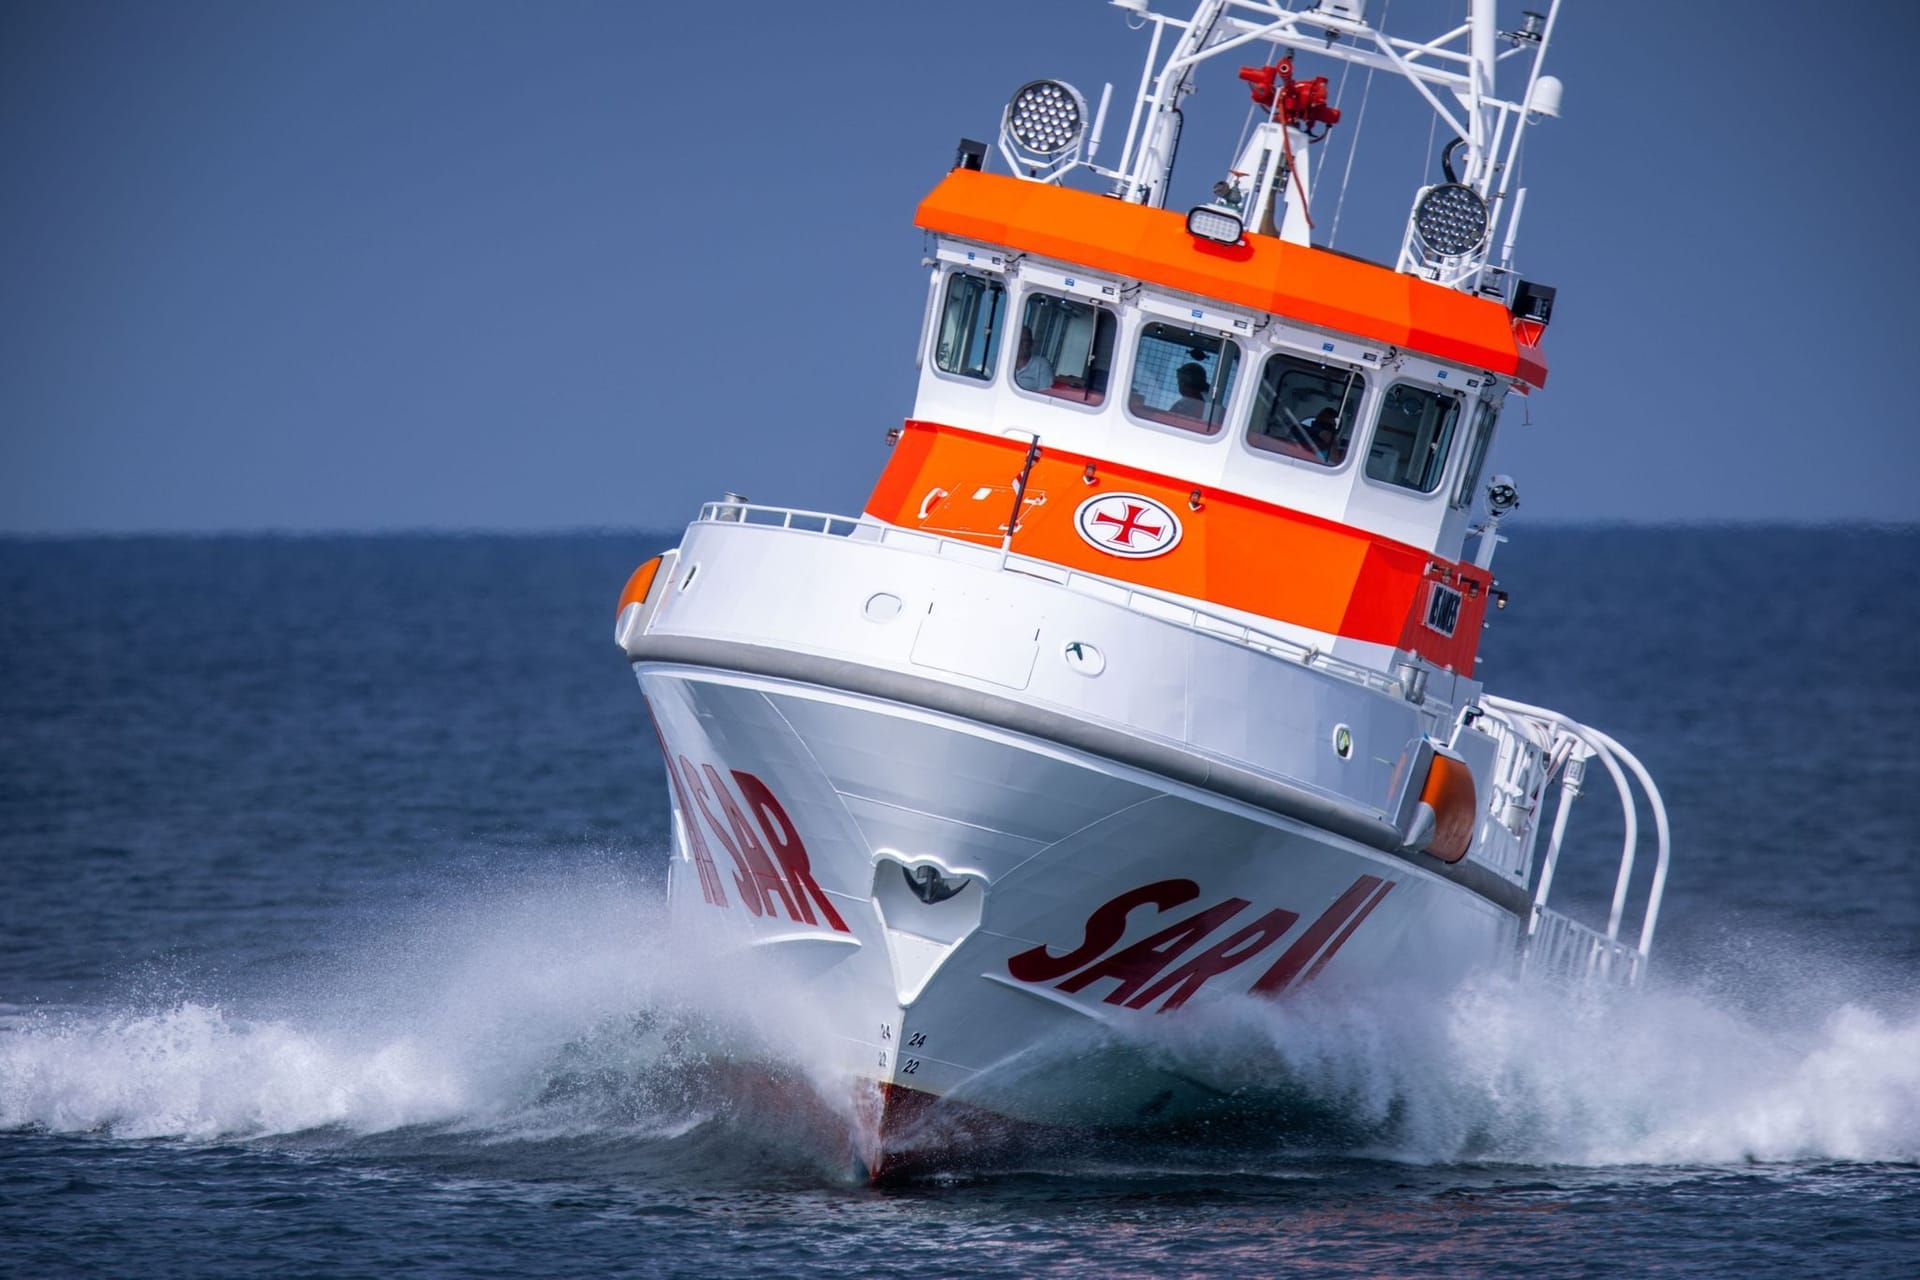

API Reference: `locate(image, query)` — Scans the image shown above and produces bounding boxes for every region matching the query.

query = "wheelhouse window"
[1013,292,1117,405]
[1247,353,1364,466]
[1126,322,1239,434]
[1451,400,1500,510]
[1366,382,1464,493]
[933,271,1005,380]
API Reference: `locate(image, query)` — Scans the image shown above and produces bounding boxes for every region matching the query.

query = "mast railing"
[1090,0,1561,293]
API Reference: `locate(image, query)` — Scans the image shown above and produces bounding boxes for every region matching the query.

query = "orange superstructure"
[915,169,1548,388]
[865,420,1492,673]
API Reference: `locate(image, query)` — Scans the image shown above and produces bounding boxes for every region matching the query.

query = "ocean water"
[2,527,1916,1277]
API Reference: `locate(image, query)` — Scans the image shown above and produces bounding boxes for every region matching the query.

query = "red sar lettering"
[666,759,850,934]
[1007,874,1394,1012]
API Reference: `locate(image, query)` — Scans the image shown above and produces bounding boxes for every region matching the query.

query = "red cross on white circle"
[1073,493,1182,559]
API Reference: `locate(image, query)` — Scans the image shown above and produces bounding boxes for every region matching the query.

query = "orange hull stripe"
[865,421,1489,672]
[915,169,1546,388]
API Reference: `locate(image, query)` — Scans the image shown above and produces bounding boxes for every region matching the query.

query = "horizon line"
[3,517,1917,541]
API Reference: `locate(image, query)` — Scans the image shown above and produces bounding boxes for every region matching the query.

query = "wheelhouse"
[865,3,1561,682]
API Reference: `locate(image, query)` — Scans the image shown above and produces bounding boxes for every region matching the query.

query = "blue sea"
[3,527,1916,1277]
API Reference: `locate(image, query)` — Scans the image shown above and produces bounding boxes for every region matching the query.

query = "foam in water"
[1113,966,1920,1166]
[2,869,1915,1170]
[0,866,857,1154]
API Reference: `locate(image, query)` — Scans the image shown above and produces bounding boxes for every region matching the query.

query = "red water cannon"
[1239,58,1341,133]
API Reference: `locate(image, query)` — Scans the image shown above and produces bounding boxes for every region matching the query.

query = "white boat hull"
[617,509,1667,1172]
[640,663,1519,1170]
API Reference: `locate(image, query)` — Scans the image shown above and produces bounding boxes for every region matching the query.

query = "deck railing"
[694,500,1404,699]
[1479,694,1672,985]
[1524,904,1646,985]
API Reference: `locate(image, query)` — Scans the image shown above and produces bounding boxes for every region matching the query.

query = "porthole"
[1062,640,1105,676]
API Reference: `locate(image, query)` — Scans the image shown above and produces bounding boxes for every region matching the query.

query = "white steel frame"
[1008,1,1563,295]
[1481,692,1672,984]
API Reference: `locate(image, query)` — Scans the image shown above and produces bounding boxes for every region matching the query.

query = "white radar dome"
[1527,75,1563,119]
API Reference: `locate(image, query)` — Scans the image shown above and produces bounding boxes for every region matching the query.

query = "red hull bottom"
[863,1081,1080,1184]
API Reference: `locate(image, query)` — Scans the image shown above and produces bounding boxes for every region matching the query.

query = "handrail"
[1581,722,1674,957]
[1479,693,1672,968]
[699,499,866,537]
[691,499,1407,700]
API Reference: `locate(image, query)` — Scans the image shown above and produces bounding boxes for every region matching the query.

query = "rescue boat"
[616,0,1670,1176]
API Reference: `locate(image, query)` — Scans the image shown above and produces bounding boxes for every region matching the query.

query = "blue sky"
[3,0,1915,531]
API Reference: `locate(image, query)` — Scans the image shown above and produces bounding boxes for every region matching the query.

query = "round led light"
[1412,182,1491,257]
[1005,79,1087,157]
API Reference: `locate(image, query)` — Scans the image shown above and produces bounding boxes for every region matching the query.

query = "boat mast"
[1096,0,1563,294]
